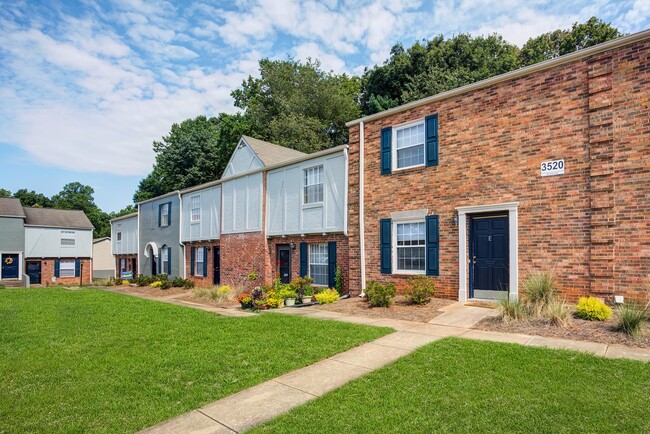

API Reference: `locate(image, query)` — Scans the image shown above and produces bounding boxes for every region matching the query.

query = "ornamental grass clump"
[545,298,573,327]
[404,275,436,305]
[498,297,527,323]
[522,272,557,316]
[365,280,396,307]
[616,302,646,337]
[575,296,612,321]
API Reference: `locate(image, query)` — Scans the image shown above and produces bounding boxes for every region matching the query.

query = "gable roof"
[93,237,111,243]
[242,136,306,167]
[0,198,26,218]
[23,207,94,229]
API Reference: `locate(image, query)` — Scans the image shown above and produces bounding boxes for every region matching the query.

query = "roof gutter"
[346,28,650,127]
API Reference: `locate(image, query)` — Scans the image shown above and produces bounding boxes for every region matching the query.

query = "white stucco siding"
[266,151,346,236]
[111,216,138,255]
[181,186,221,242]
[25,227,93,258]
[222,172,263,233]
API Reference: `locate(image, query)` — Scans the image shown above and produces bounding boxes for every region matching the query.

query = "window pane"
[60,260,75,277]
[395,122,425,169]
[397,144,424,168]
[191,196,200,222]
[395,222,426,271]
[309,244,328,286]
[304,166,324,204]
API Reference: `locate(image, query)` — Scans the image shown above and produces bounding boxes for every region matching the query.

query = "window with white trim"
[161,247,169,274]
[309,243,328,286]
[191,195,201,222]
[195,248,204,277]
[121,258,127,272]
[116,232,122,242]
[303,166,324,204]
[160,203,170,227]
[394,121,425,169]
[60,260,75,277]
[395,221,426,272]
[60,230,76,247]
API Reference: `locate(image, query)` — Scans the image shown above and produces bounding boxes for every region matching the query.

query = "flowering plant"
[251,286,264,301]
[237,293,252,304]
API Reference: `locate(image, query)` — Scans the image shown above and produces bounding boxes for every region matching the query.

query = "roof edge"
[110,212,139,222]
[24,224,94,230]
[346,28,650,127]
[136,190,179,206]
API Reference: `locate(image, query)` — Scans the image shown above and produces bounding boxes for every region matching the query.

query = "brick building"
[345,30,650,302]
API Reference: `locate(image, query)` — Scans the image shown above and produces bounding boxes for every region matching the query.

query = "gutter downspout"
[343,147,349,237]
[359,121,366,297]
[136,203,140,276]
[178,191,186,279]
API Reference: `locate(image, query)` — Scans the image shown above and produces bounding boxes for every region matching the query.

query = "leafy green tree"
[520,17,622,66]
[13,189,54,208]
[0,188,11,198]
[52,182,109,238]
[233,58,361,152]
[108,204,137,220]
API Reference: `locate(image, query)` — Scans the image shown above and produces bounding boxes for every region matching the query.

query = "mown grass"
[254,338,650,434]
[0,288,391,433]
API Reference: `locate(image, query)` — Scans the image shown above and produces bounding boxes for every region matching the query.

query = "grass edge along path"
[0,288,391,433]
[252,338,650,434]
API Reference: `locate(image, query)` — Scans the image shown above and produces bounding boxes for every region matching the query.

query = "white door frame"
[456,202,519,302]
[0,251,24,280]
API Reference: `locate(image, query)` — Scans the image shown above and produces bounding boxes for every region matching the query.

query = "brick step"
[0,279,24,288]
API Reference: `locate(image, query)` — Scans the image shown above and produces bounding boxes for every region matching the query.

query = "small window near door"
[60,260,76,277]
[309,243,328,286]
[191,195,201,222]
[395,221,426,273]
[304,166,324,204]
[195,248,204,277]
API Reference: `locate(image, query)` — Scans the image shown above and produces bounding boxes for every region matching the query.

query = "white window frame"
[303,165,324,206]
[392,118,426,171]
[308,243,328,286]
[393,219,426,275]
[59,260,76,278]
[60,230,76,247]
[195,247,205,277]
[160,203,170,227]
[161,247,169,274]
[190,195,201,223]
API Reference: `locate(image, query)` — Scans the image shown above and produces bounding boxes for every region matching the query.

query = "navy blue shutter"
[167,247,172,275]
[426,215,440,276]
[327,242,336,288]
[380,127,392,175]
[380,219,392,274]
[74,260,80,277]
[299,242,308,277]
[190,247,195,277]
[167,203,172,226]
[202,247,208,277]
[158,204,162,227]
[54,260,60,277]
[425,114,439,167]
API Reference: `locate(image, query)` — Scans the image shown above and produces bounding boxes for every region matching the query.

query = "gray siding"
[0,217,25,252]
[181,186,221,242]
[138,195,183,277]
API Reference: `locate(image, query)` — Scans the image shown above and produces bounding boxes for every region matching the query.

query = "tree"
[0,188,11,198]
[232,58,361,153]
[108,204,137,220]
[13,189,54,208]
[52,182,110,238]
[520,17,622,66]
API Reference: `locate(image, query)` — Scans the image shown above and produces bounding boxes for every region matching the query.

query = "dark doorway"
[26,261,41,285]
[470,215,509,300]
[213,247,221,285]
[131,258,137,274]
[277,245,291,284]
[1,254,19,279]
[150,248,157,276]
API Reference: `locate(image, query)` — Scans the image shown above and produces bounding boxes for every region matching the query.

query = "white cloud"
[293,42,347,73]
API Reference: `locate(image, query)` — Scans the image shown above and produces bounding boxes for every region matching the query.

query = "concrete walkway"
[138,302,650,434]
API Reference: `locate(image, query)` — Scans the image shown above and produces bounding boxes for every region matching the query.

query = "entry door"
[213,248,221,285]
[150,248,157,276]
[1,254,19,279]
[131,258,137,274]
[26,261,41,285]
[277,245,291,284]
[470,216,509,299]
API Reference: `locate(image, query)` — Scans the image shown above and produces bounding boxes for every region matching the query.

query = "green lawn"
[254,338,650,434]
[0,288,391,433]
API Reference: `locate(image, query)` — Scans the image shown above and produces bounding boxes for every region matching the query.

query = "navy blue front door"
[1,254,19,279]
[470,216,509,298]
[26,261,41,284]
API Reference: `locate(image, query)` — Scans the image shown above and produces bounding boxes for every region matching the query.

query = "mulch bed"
[475,316,650,348]
[313,295,454,323]
[112,285,189,298]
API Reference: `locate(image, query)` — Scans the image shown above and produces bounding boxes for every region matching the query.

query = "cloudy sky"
[1,0,648,212]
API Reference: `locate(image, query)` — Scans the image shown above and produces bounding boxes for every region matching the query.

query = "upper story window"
[395,221,426,273]
[159,202,171,227]
[60,230,76,247]
[394,121,425,170]
[304,166,324,204]
[191,195,201,222]
[116,231,122,242]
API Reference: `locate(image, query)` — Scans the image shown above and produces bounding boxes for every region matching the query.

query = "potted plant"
[302,287,314,304]
[280,289,297,306]
[237,293,253,309]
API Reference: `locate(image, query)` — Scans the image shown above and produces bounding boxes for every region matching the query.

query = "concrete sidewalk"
[139,302,650,434]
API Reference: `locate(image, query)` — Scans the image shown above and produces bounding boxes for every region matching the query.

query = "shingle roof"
[242,136,306,167]
[23,207,94,229]
[0,198,26,218]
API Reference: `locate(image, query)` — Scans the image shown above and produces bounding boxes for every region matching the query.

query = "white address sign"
[541,159,564,177]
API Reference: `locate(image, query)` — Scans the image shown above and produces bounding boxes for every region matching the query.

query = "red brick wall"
[348,39,650,302]
[39,258,92,286]
[184,241,220,287]
[267,234,350,293]
[219,232,269,290]
[114,254,137,278]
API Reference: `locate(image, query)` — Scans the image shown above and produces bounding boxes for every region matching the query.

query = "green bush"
[522,272,557,314]
[404,275,436,305]
[365,280,396,307]
[135,274,155,287]
[171,277,185,287]
[315,288,339,304]
[183,279,195,289]
[159,279,172,290]
[334,264,343,295]
[616,303,646,337]
[498,297,527,322]
[575,296,612,321]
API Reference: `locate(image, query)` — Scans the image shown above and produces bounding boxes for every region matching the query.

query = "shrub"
[115,278,123,286]
[365,280,396,307]
[544,298,572,327]
[522,272,557,315]
[266,297,282,308]
[334,264,343,295]
[575,296,612,321]
[218,285,232,295]
[171,277,185,287]
[183,279,195,289]
[315,288,339,304]
[135,274,155,287]
[404,275,436,305]
[498,297,527,322]
[247,272,258,281]
[237,293,252,304]
[277,288,297,300]
[616,303,646,337]
[151,281,162,288]
[159,279,172,290]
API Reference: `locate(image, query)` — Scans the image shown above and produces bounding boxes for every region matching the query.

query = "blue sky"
[1,0,648,212]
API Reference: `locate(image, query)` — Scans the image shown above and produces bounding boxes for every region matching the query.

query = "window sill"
[392,270,426,275]
[302,202,323,209]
